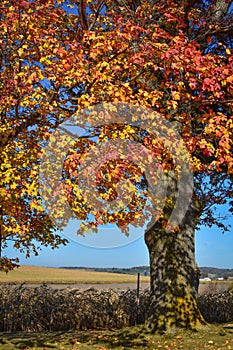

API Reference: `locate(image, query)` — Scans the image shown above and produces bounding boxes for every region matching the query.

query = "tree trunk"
[144,196,206,332]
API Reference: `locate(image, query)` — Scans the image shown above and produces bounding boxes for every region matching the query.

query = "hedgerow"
[0,285,232,332]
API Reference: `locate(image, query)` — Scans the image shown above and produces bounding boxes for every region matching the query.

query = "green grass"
[0,265,150,284]
[0,324,233,349]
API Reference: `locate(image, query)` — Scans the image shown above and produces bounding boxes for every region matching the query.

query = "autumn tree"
[51,0,232,332]
[1,0,233,333]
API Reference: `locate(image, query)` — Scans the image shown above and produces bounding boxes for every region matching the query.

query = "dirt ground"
[23,282,150,291]
[22,281,231,295]
[198,282,231,295]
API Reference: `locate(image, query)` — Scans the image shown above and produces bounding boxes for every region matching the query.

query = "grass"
[0,324,233,349]
[0,265,150,284]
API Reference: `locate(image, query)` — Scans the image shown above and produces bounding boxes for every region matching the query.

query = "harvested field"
[0,265,150,285]
[1,266,231,296]
[8,281,230,293]
[12,282,150,291]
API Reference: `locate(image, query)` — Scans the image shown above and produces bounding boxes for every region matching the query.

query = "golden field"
[0,265,150,284]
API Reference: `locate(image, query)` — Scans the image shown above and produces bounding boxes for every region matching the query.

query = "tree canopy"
[39,0,233,235]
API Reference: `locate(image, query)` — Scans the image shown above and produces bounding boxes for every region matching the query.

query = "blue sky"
[5,219,233,269]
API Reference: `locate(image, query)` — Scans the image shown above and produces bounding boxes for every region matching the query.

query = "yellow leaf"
[101,61,109,68]
[10,183,18,189]
[18,48,24,57]
[172,91,180,100]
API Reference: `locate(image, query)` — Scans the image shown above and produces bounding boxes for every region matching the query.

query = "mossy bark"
[145,196,206,332]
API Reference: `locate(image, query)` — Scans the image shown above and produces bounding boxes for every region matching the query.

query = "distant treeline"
[200,267,233,278]
[60,266,150,276]
[60,266,233,278]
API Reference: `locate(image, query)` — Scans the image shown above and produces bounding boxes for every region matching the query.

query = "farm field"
[0,265,150,285]
[1,324,233,349]
[0,265,232,294]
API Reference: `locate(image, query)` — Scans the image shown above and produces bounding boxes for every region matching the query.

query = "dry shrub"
[198,290,233,323]
[0,284,150,332]
[0,285,233,332]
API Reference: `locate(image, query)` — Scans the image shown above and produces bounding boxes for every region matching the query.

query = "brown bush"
[198,290,233,323]
[0,284,150,332]
[0,284,233,332]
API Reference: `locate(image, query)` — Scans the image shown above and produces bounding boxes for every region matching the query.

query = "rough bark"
[144,176,206,332]
[212,0,232,21]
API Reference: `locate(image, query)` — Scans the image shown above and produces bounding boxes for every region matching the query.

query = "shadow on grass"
[89,326,149,348]
[1,324,233,350]
[0,332,67,349]
[0,327,149,349]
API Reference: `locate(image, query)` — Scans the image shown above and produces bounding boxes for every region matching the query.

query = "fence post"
[135,272,140,325]
[136,272,140,307]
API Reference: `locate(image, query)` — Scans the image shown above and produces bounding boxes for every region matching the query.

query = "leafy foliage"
[37,0,233,237]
